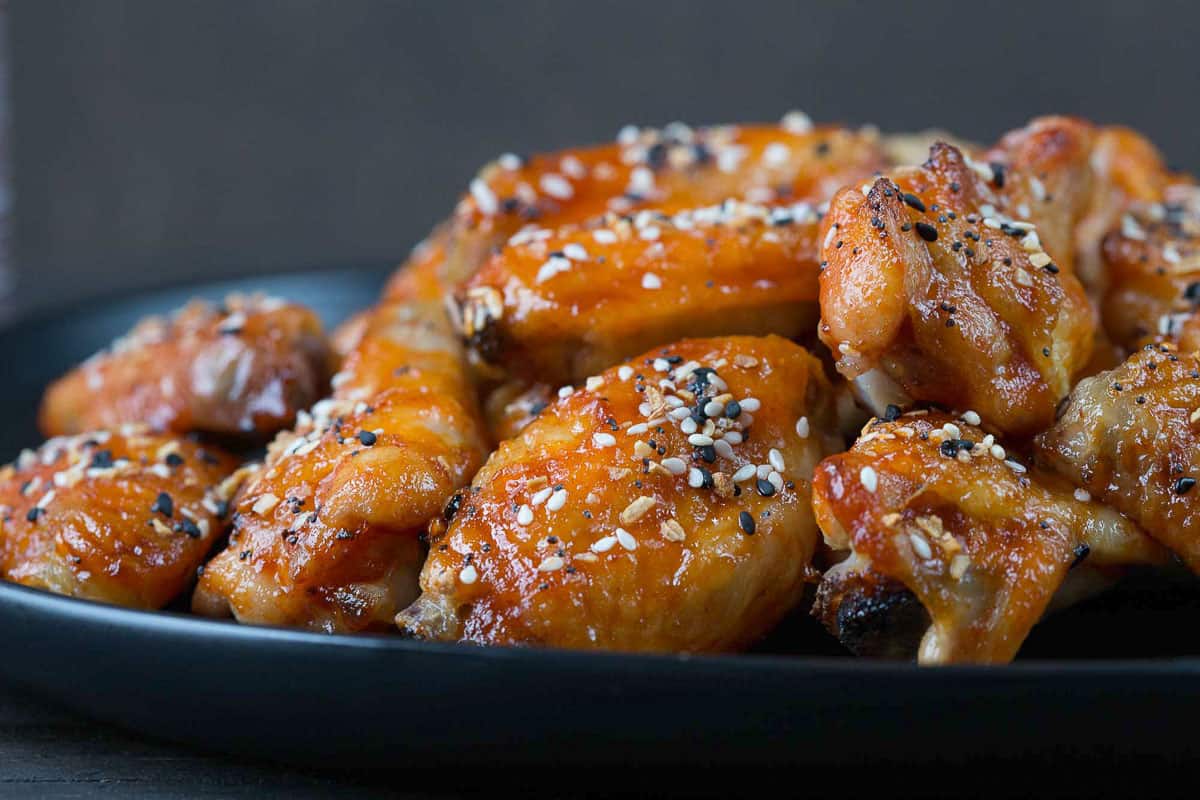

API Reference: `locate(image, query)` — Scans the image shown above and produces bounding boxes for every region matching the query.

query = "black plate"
[3,268,1200,768]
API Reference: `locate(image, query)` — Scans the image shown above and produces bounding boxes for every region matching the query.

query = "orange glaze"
[396,335,843,652]
[440,118,887,292]
[0,427,237,608]
[39,295,330,440]
[459,200,825,384]
[812,412,1165,664]
[818,138,1097,437]
[193,249,488,633]
[1036,344,1200,572]
[1100,185,1200,350]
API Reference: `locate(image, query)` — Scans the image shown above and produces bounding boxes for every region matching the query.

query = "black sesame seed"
[26,507,42,523]
[698,444,717,463]
[89,449,114,470]
[902,193,926,212]
[174,518,203,538]
[443,492,463,522]
[357,430,377,446]
[883,404,902,422]
[738,511,756,535]
[164,452,184,467]
[989,162,1006,188]
[1175,477,1196,495]
[725,400,742,419]
[914,222,938,242]
[150,492,174,518]
[756,478,776,497]
[1070,543,1090,569]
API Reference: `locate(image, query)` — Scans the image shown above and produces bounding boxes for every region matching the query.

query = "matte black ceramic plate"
[3,268,1200,768]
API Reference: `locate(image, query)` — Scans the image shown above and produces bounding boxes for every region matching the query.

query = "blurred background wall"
[6,0,1199,318]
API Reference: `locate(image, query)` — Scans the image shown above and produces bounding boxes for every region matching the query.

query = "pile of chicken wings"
[4,112,1198,664]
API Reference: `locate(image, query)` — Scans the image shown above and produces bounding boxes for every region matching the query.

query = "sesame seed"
[593,432,616,448]
[618,365,635,381]
[1073,488,1091,503]
[733,464,757,482]
[1005,459,1027,474]
[688,434,714,447]
[768,449,785,472]
[585,376,604,392]
[740,398,761,412]
[546,489,567,511]
[469,178,499,215]
[687,468,705,488]
[909,533,932,559]
[459,565,478,584]
[616,528,638,551]
[537,556,564,572]
[627,423,649,435]
[795,417,810,438]
[704,401,725,418]
[531,486,554,506]
[516,504,534,525]
[620,495,656,524]
[914,222,938,241]
[723,431,743,445]
[497,153,522,170]
[713,439,734,459]
[593,229,619,245]
[669,407,692,421]
[557,385,573,399]
[990,444,1006,460]
[1175,477,1196,495]
[680,418,698,435]
[961,410,981,426]
[591,535,617,553]
[662,457,687,475]
[540,173,573,199]
[252,493,280,515]
[859,466,878,492]
[738,511,756,535]
[642,273,662,290]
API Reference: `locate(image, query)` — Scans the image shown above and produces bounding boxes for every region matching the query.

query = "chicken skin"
[1099,185,1200,350]
[443,116,887,290]
[39,295,331,440]
[0,427,238,608]
[396,335,842,652]
[459,200,826,384]
[193,260,489,632]
[818,136,1097,437]
[1036,343,1200,573]
[812,412,1165,664]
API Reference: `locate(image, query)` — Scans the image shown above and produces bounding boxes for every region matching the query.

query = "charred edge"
[457,288,505,365]
[812,569,930,660]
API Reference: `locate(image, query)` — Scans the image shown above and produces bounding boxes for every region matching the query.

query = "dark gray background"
[7,0,1200,319]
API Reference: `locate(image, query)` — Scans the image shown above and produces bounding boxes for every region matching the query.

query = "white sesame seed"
[638,402,654,417]
[756,464,772,480]
[713,439,734,459]
[795,417,810,438]
[704,401,725,418]
[688,434,714,447]
[1073,488,1091,503]
[497,153,522,170]
[616,124,639,144]
[560,155,586,178]
[593,432,616,448]
[618,365,634,381]
[768,472,784,493]
[669,407,692,421]
[990,444,1006,460]
[517,504,534,525]
[641,273,662,290]
[723,431,743,445]
[252,493,280,515]
[537,556,564,572]
[653,358,670,372]
[459,565,478,584]
[591,536,617,553]
[961,410,981,427]
[740,398,761,412]
[909,533,933,559]
[557,386,573,399]
[35,490,56,509]
[941,423,961,439]
[469,178,499,215]
[563,243,589,261]
[531,486,554,506]
[768,448,786,472]
[585,376,604,391]
[733,464,757,482]
[547,489,567,512]
[536,255,572,284]
[616,528,638,551]
[627,423,649,435]
[662,457,687,475]
[593,229,619,245]
[780,109,813,133]
[540,173,573,199]
[1029,252,1052,268]
[860,466,879,493]
[763,142,791,168]
[687,468,705,488]
[680,418,698,434]
[1005,459,1027,474]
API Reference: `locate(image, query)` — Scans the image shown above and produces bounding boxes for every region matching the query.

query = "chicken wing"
[39,295,331,440]
[443,116,886,290]
[0,427,238,608]
[1099,185,1200,350]
[459,200,825,384]
[812,411,1165,664]
[818,136,1097,437]
[1036,343,1200,572]
[192,258,488,632]
[396,335,842,652]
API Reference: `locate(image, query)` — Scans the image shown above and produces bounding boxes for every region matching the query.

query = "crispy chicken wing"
[193,262,488,632]
[483,380,554,443]
[459,200,825,384]
[396,335,841,652]
[1036,343,1200,572]
[818,136,1097,437]
[812,412,1165,664]
[0,427,237,608]
[39,295,331,440]
[1099,186,1200,350]
[443,116,886,291]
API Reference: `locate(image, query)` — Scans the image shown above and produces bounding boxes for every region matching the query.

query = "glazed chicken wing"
[818,132,1097,437]
[443,116,886,290]
[193,262,488,632]
[396,335,842,652]
[39,295,331,440]
[0,427,238,608]
[1036,343,1200,572]
[1099,185,1200,350]
[459,200,825,384]
[812,412,1165,664]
